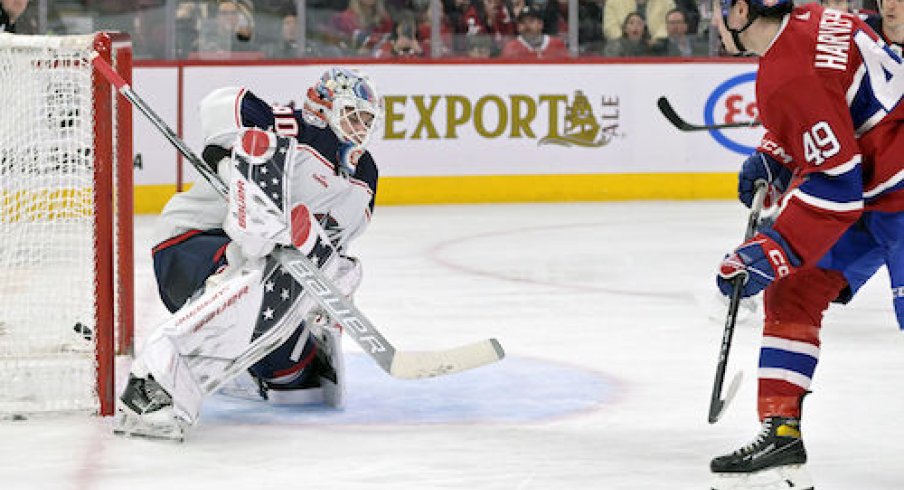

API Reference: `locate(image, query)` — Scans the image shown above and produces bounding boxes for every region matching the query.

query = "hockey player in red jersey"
[711,0,904,486]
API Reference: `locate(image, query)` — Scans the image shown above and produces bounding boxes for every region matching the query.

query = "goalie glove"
[717,229,799,298]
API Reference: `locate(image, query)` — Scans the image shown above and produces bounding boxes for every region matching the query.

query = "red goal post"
[0,32,134,416]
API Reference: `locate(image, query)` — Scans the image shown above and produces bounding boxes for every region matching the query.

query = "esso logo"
[705,71,764,155]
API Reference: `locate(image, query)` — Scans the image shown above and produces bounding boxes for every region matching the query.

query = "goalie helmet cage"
[0,32,134,417]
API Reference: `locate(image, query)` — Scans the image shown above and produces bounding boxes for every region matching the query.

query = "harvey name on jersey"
[814,8,852,70]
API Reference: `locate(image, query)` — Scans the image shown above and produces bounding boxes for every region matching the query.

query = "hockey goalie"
[115,67,383,441]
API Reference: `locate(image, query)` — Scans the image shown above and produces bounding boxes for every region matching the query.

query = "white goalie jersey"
[155,86,377,254]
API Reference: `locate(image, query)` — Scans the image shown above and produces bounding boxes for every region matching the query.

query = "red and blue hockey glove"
[739,152,793,208]
[717,229,799,298]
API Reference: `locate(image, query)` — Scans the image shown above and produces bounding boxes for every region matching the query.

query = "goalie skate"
[113,373,187,442]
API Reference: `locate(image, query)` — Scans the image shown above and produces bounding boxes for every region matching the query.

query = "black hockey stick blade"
[657,97,760,132]
[708,371,743,423]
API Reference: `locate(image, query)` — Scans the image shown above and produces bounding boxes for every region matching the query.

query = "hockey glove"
[717,229,799,298]
[739,152,792,208]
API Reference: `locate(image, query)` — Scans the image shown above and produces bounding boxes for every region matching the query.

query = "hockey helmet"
[304,67,383,173]
[720,0,794,18]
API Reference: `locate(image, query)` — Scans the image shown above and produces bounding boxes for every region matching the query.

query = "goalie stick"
[657,96,761,132]
[90,52,505,379]
[708,182,767,424]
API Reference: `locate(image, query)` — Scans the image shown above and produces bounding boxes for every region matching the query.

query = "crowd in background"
[0,0,884,59]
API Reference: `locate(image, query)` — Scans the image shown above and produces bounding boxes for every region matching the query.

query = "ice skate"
[710,417,813,490]
[113,373,187,442]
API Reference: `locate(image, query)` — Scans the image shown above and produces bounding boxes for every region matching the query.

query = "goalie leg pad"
[231,315,345,408]
[129,258,318,425]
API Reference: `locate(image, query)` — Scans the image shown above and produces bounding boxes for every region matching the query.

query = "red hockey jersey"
[755,3,904,265]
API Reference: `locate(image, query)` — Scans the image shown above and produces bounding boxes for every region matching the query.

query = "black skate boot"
[119,374,173,415]
[711,417,806,473]
[114,374,186,442]
[711,417,813,489]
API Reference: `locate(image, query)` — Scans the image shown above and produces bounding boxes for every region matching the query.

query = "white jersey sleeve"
[198,86,248,148]
[153,171,228,245]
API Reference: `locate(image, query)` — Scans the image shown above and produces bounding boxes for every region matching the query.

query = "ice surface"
[2,202,902,490]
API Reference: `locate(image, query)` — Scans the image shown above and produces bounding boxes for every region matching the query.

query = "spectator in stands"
[462,0,517,51]
[1,0,29,32]
[533,0,568,36]
[442,0,473,53]
[263,8,300,57]
[194,0,256,55]
[175,1,203,58]
[671,0,700,34]
[604,0,675,43]
[865,0,904,55]
[656,7,707,56]
[466,32,495,57]
[500,5,568,58]
[578,0,605,54]
[412,0,454,57]
[603,11,656,56]
[253,0,299,58]
[330,0,394,55]
[221,0,253,42]
[374,13,425,57]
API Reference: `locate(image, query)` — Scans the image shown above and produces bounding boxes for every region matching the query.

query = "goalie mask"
[304,67,384,175]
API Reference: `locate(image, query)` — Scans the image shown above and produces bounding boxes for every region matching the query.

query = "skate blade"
[113,426,185,443]
[112,411,185,443]
[711,464,813,490]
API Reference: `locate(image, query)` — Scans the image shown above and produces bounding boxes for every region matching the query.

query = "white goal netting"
[0,33,130,414]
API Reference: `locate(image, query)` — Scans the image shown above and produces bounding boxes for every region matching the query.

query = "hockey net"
[0,33,133,416]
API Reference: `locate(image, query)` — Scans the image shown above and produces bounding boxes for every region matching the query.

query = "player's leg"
[117,229,236,440]
[116,257,323,441]
[710,268,843,489]
[712,216,884,487]
[862,211,904,329]
[151,229,232,313]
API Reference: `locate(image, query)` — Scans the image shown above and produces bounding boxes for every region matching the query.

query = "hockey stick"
[90,53,505,379]
[708,182,767,424]
[657,97,761,132]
